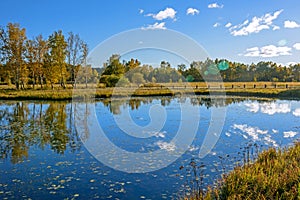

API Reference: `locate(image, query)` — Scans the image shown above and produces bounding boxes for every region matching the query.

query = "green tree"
[0,23,27,89]
[44,30,67,89]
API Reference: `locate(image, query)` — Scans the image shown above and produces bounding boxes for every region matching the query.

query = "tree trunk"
[85,75,87,88]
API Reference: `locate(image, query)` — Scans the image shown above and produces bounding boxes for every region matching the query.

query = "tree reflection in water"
[0,96,262,164]
[0,101,81,164]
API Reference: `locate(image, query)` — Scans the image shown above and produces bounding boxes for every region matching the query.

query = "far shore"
[0,82,300,100]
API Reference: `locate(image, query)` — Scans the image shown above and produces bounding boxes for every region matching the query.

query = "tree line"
[99,55,300,87]
[1,23,299,90]
[0,23,98,89]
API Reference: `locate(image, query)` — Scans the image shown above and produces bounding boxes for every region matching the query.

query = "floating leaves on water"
[114,188,125,193]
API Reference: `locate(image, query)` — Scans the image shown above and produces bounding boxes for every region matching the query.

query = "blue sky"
[1,0,300,66]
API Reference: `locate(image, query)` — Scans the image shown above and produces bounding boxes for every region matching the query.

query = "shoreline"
[0,86,300,101]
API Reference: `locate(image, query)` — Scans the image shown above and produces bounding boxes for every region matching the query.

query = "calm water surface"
[0,97,299,199]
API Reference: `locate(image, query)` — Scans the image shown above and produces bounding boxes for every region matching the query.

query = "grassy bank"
[0,82,299,100]
[184,141,300,200]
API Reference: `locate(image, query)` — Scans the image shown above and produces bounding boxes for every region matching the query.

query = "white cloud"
[293,43,300,50]
[283,131,298,138]
[245,102,291,114]
[139,9,144,14]
[229,10,283,36]
[233,124,267,140]
[284,20,300,28]
[273,25,280,30]
[272,129,279,134]
[213,22,220,28]
[244,45,292,58]
[245,102,260,113]
[260,102,291,114]
[233,124,278,147]
[147,7,176,21]
[225,23,232,28]
[186,8,199,16]
[293,108,300,117]
[208,3,224,9]
[142,22,167,30]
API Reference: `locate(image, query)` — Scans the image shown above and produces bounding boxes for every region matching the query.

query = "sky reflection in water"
[0,97,299,199]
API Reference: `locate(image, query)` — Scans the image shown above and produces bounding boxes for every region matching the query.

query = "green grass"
[183,141,300,200]
[0,82,299,100]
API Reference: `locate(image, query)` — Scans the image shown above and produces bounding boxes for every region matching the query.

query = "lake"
[0,96,299,199]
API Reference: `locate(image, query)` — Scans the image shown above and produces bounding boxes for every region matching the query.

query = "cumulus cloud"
[225,23,232,28]
[293,108,300,117]
[260,102,291,114]
[273,25,280,30]
[208,3,224,9]
[283,131,298,138]
[284,20,300,28]
[233,124,277,146]
[142,22,166,30]
[213,22,220,28]
[293,43,300,50]
[243,45,291,58]
[229,10,283,36]
[186,8,199,15]
[245,102,260,113]
[245,102,291,114]
[147,7,176,21]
